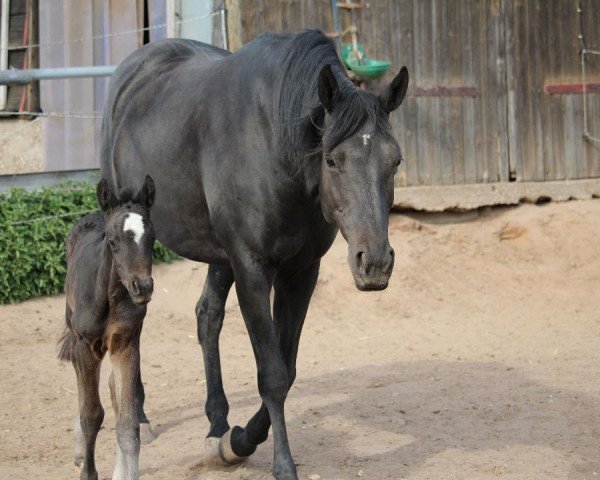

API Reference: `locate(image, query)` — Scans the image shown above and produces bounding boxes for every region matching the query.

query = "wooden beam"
[544,83,600,94]
[408,86,478,97]
[25,0,39,112]
[335,2,366,9]
[224,0,242,51]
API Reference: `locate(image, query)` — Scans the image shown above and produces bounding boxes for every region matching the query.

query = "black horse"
[101,30,408,480]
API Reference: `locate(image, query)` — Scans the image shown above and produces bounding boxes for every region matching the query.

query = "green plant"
[0,182,179,304]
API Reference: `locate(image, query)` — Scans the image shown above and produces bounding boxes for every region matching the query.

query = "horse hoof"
[273,461,298,480]
[73,454,84,468]
[218,429,248,465]
[198,436,224,466]
[140,422,156,444]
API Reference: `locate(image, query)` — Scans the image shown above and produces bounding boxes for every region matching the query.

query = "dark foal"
[58,176,156,480]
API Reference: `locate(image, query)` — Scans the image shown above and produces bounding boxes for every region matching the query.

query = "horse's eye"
[325,156,336,168]
[108,238,116,247]
[393,156,402,172]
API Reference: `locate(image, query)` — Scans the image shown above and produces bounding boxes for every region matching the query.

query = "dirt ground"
[1,200,599,480]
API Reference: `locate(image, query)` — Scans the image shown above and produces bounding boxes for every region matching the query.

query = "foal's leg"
[72,338,105,480]
[109,327,142,480]
[220,259,299,480]
[196,265,234,440]
[224,262,320,468]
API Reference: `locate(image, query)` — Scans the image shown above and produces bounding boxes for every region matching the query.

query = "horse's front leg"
[224,261,320,462]
[196,265,235,465]
[223,259,297,480]
[108,325,143,480]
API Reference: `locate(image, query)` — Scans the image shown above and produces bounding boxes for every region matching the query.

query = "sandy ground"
[1,200,600,480]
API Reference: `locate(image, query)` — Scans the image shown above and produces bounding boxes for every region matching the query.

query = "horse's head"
[97,176,156,305]
[317,65,408,291]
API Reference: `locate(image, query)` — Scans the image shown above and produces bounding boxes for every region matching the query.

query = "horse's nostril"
[389,248,395,259]
[132,279,139,294]
[356,251,365,268]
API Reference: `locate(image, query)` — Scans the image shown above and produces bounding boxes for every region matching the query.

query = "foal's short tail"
[57,327,74,361]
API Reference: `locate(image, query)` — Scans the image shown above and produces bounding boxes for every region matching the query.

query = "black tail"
[57,328,74,361]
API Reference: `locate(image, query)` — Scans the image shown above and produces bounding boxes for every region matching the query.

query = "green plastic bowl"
[346,57,391,80]
[341,43,366,66]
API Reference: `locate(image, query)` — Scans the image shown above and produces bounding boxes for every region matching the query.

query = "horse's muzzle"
[350,246,394,291]
[130,276,154,305]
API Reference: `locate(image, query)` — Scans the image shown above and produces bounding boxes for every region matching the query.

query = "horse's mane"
[273,30,388,166]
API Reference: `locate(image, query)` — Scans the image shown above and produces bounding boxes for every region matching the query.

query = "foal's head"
[317,65,409,291]
[97,176,156,305]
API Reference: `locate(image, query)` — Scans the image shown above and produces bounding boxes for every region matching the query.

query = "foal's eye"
[393,156,402,172]
[108,238,116,248]
[324,155,336,168]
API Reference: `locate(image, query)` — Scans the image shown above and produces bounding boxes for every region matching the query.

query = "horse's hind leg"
[72,338,105,480]
[196,265,234,455]
[109,327,143,480]
[222,262,319,474]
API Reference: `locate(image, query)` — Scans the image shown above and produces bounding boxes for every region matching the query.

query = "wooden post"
[26,0,39,112]
[166,0,181,38]
[224,0,242,51]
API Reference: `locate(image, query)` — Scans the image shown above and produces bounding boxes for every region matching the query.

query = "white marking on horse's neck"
[362,133,372,146]
[123,213,144,245]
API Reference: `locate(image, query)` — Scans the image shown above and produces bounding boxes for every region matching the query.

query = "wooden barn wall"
[506,0,600,182]
[230,0,600,186]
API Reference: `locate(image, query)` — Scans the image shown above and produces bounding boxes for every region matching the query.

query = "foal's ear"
[379,66,409,114]
[97,178,118,213]
[318,64,339,112]
[135,175,155,209]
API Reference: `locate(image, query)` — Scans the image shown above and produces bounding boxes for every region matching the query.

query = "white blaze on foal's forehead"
[361,133,372,146]
[123,213,145,245]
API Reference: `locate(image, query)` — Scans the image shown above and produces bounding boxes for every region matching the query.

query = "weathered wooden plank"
[461,0,477,184]
[447,0,464,184]
[412,0,434,185]
[485,0,509,182]
[24,0,39,113]
[582,0,600,178]
[533,0,553,181]
[509,0,530,181]
[434,0,452,185]
[390,0,416,187]
[545,0,565,180]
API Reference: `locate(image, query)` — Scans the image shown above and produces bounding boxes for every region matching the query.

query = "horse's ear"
[379,66,409,114]
[135,175,155,209]
[318,64,339,112]
[97,178,118,213]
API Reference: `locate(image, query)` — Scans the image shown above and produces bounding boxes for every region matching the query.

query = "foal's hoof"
[140,422,156,444]
[73,453,84,468]
[218,429,248,465]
